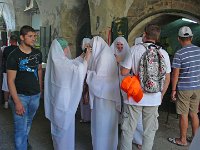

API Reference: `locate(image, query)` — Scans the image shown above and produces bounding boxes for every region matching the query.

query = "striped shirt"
[172,44,200,90]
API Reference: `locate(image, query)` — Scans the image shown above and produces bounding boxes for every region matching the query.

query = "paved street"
[0,99,191,150]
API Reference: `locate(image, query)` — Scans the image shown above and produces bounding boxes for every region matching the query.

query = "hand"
[171,91,177,102]
[15,101,25,115]
[115,55,122,63]
[84,47,92,62]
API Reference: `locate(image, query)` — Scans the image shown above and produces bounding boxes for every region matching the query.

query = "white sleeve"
[74,56,84,63]
[120,50,132,69]
[161,50,171,73]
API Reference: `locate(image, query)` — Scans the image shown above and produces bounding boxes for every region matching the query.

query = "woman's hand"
[84,47,92,62]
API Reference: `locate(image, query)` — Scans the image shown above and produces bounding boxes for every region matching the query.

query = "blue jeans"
[9,93,40,150]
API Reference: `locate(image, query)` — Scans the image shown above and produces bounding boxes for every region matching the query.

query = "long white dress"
[132,36,144,145]
[44,39,87,150]
[111,36,143,146]
[87,36,121,150]
[189,127,200,150]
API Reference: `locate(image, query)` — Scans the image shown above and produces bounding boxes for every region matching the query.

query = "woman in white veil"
[44,38,91,150]
[110,36,130,121]
[110,36,130,63]
[111,36,143,149]
[132,36,144,149]
[87,36,121,150]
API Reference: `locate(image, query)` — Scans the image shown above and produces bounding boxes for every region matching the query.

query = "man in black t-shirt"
[7,25,42,150]
[2,35,18,109]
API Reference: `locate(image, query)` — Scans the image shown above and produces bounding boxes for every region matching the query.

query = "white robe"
[44,39,87,150]
[111,37,143,145]
[87,36,121,150]
[189,127,200,150]
[132,37,144,145]
[110,36,130,98]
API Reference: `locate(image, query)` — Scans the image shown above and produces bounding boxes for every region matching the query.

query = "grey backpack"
[139,43,166,93]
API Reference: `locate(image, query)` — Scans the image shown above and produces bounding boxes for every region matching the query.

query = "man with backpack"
[168,26,200,146]
[119,24,171,150]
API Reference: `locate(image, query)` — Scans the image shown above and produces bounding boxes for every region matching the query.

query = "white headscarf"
[81,38,91,50]
[44,38,87,130]
[110,36,130,61]
[86,36,121,111]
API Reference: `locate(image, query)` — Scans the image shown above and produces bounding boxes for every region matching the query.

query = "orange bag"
[121,76,143,103]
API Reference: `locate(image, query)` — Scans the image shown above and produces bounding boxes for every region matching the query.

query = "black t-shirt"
[3,45,18,73]
[7,47,42,95]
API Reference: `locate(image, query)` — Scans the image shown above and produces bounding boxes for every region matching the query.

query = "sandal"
[168,137,187,146]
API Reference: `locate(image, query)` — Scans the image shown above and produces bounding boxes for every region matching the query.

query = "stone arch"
[127,0,200,43]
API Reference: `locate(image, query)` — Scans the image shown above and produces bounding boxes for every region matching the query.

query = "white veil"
[110,36,130,60]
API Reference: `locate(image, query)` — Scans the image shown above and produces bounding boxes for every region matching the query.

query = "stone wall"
[88,0,133,41]
[10,0,200,56]
[87,0,200,45]
[13,0,31,30]
[36,0,61,39]
[35,0,87,57]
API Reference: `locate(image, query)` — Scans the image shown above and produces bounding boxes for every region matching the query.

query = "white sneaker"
[4,102,8,109]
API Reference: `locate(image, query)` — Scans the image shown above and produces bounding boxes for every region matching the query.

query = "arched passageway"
[127,0,200,45]
[128,11,200,44]
[128,12,200,54]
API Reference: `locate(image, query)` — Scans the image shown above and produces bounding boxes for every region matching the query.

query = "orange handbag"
[121,76,143,103]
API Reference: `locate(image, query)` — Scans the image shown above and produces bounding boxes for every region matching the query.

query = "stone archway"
[127,0,200,44]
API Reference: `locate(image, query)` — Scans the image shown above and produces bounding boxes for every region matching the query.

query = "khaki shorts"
[176,90,200,114]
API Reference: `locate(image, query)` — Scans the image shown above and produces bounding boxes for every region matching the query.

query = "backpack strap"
[140,43,161,51]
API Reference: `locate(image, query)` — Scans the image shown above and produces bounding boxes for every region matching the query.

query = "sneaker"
[4,102,8,109]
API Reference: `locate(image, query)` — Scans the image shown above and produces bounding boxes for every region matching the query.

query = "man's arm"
[161,73,170,99]
[171,68,180,101]
[7,70,25,115]
[38,64,43,93]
